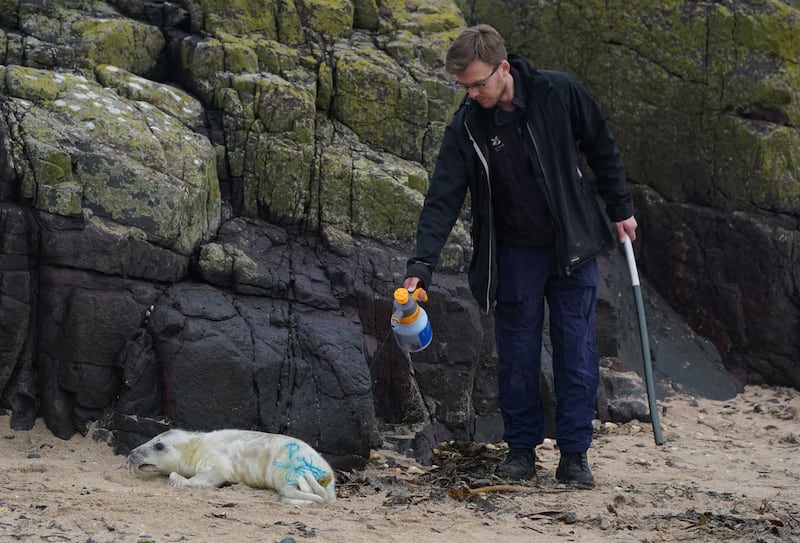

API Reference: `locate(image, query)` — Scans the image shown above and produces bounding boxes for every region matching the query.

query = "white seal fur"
[127,429,336,505]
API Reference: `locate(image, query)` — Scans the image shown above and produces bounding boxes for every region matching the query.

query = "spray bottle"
[390,287,432,355]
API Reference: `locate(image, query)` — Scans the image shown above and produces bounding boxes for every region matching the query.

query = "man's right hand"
[403,276,423,291]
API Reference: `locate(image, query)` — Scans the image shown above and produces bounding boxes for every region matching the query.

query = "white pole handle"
[622,234,640,287]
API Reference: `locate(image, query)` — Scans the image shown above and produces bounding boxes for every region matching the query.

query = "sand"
[1,385,799,543]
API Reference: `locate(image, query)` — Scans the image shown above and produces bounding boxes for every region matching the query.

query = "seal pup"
[127,429,336,506]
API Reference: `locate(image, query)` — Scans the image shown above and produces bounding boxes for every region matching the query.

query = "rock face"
[0,0,789,465]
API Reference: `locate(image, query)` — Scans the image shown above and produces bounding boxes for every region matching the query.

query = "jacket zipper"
[524,123,571,276]
[464,120,493,314]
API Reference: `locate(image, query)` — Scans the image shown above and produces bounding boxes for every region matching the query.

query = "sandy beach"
[1,385,798,542]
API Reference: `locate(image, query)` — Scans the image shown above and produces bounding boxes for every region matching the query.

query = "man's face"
[455,59,507,109]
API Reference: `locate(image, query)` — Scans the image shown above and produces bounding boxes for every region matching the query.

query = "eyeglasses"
[454,64,500,91]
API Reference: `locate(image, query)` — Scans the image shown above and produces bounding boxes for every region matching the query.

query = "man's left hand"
[615,216,638,243]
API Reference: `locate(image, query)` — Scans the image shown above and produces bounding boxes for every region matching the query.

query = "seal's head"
[127,429,196,478]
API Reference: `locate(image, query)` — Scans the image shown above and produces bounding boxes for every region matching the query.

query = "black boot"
[556,452,595,488]
[495,448,536,480]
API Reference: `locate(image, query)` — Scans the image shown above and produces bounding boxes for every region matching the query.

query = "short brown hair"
[445,24,507,74]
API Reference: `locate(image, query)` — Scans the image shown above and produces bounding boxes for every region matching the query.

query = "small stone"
[561,511,578,524]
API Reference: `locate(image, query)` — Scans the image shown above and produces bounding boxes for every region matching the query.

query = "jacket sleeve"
[406,121,470,287]
[563,75,633,222]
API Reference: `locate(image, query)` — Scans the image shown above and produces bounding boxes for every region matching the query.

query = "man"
[403,24,637,487]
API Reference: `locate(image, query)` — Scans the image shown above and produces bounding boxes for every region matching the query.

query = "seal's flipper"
[169,471,225,488]
[278,485,325,506]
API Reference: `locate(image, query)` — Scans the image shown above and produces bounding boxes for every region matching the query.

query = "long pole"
[622,234,665,445]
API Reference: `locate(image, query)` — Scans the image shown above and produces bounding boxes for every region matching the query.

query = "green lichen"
[314,123,433,243]
[199,242,258,287]
[178,36,226,104]
[380,0,463,35]
[4,64,220,253]
[242,136,313,221]
[72,17,165,75]
[733,3,800,60]
[191,0,279,38]
[352,0,379,30]
[95,65,206,131]
[252,37,301,74]
[221,39,260,74]
[295,0,354,38]
[4,65,64,101]
[36,182,83,217]
[30,144,73,186]
[713,117,800,213]
[0,0,17,27]
[332,47,429,161]
[275,0,306,45]
[253,75,316,142]
[316,61,334,111]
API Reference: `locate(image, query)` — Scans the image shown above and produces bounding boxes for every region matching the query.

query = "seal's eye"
[154,442,165,451]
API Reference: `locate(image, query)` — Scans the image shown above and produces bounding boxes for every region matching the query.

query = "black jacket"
[406,55,634,313]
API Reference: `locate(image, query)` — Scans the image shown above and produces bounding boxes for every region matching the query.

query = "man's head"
[445,24,507,74]
[446,24,512,109]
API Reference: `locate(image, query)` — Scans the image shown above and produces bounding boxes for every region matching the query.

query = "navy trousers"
[494,245,600,454]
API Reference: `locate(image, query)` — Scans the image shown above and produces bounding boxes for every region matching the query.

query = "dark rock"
[408,422,455,466]
[0,205,38,430]
[596,365,652,423]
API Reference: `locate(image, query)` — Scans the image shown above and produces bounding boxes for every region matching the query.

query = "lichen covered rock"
[1,65,220,255]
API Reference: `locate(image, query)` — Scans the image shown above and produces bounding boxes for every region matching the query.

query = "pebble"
[561,512,578,524]
[538,438,555,450]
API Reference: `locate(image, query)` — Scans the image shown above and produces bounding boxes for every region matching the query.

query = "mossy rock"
[95,65,206,131]
[352,0,380,31]
[72,17,165,75]
[186,0,279,37]
[712,117,800,213]
[380,0,464,35]
[242,135,314,223]
[1,65,220,255]
[295,0,354,38]
[472,0,800,213]
[332,45,429,161]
